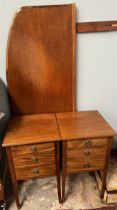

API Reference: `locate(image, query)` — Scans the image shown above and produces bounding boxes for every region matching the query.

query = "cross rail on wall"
[76,21,117,33]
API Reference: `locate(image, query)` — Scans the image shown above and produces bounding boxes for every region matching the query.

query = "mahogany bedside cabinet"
[56,111,116,202]
[2,114,61,209]
[2,4,76,209]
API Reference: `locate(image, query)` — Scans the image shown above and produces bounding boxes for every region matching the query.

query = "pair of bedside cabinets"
[3,4,116,209]
[2,111,116,209]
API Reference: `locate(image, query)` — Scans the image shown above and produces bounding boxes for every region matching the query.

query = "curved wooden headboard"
[7,4,76,115]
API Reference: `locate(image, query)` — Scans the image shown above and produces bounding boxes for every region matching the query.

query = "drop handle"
[83,163,90,168]
[31,146,37,152]
[32,157,39,163]
[85,140,92,147]
[84,151,91,156]
[33,169,39,174]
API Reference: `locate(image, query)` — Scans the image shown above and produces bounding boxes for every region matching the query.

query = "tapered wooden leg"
[101,168,108,198]
[55,142,61,203]
[6,148,20,209]
[0,181,5,209]
[62,141,67,203]
[101,138,112,198]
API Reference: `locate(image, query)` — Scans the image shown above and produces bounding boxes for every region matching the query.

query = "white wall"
[0,0,117,141]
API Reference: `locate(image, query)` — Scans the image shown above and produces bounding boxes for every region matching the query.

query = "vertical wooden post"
[61,141,67,203]
[55,142,61,203]
[6,147,20,209]
[101,138,112,198]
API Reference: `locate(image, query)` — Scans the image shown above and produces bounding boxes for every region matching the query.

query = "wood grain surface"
[55,142,61,203]
[2,114,60,146]
[67,158,106,172]
[100,138,112,198]
[67,138,108,149]
[0,183,4,201]
[11,142,55,155]
[11,142,55,168]
[76,21,117,33]
[6,148,20,209]
[14,164,56,180]
[67,147,107,160]
[7,4,76,115]
[56,111,116,140]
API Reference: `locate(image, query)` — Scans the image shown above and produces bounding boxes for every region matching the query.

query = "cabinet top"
[56,111,116,140]
[3,111,116,147]
[3,113,60,147]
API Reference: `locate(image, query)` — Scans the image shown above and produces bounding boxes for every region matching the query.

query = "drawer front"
[66,139,108,173]
[11,142,55,169]
[11,142,55,155]
[15,164,56,180]
[67,158,105,172]
[67,147,107,160]
[67,138,108,149]
[12,152,55,168]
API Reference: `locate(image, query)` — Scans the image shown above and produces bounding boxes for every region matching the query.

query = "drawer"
[12,152,55,168]
[11,142,55,155]
[67,158,105,173]
[11,142,55,168]
[15,164,56,180]
[67,147,107,160]
[67,138,108,149]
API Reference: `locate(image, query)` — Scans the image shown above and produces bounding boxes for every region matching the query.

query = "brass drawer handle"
[33,169,39,174]
[32,157,39,163]
[84,151,91,156]
[84,140,92,147]
[83,163,90,168]
[31,146,37,152]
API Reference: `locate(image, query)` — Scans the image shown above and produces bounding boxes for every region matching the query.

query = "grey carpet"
[7,172,112,210]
